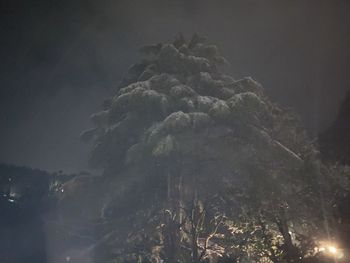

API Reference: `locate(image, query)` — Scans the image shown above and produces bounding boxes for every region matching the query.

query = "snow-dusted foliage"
[75,35,349,263]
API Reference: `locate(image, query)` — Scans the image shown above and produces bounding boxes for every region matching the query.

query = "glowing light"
[317,241,344,259]
[328,246,337,254]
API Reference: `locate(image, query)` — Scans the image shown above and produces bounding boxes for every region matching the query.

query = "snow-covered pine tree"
[79,34,348,263]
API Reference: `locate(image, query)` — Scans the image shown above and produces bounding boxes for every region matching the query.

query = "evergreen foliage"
[78,35,349,263]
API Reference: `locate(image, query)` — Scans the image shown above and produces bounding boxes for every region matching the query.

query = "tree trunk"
[276,209,301,263]
[163,170,181,262]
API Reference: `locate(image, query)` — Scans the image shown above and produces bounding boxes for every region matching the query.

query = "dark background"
[1,0,350,173]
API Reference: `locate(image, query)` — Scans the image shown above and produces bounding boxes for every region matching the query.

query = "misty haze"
[0,1,350,263]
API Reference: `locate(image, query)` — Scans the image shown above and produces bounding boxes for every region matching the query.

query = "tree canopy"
[75,34,350,263]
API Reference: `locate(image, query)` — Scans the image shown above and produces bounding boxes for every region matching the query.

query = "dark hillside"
[319,90,350,165]
[0,164,76,263]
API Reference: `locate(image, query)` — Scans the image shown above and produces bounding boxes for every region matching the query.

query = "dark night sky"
[1,0,350,173]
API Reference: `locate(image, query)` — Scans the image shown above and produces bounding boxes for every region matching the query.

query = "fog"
[1,0,349,172]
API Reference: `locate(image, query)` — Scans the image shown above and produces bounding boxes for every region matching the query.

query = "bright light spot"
[8,199,15,202]
[61,189,64,193]
[317,241,344,259]
[65,256,71,262]
[328,246,337,254]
